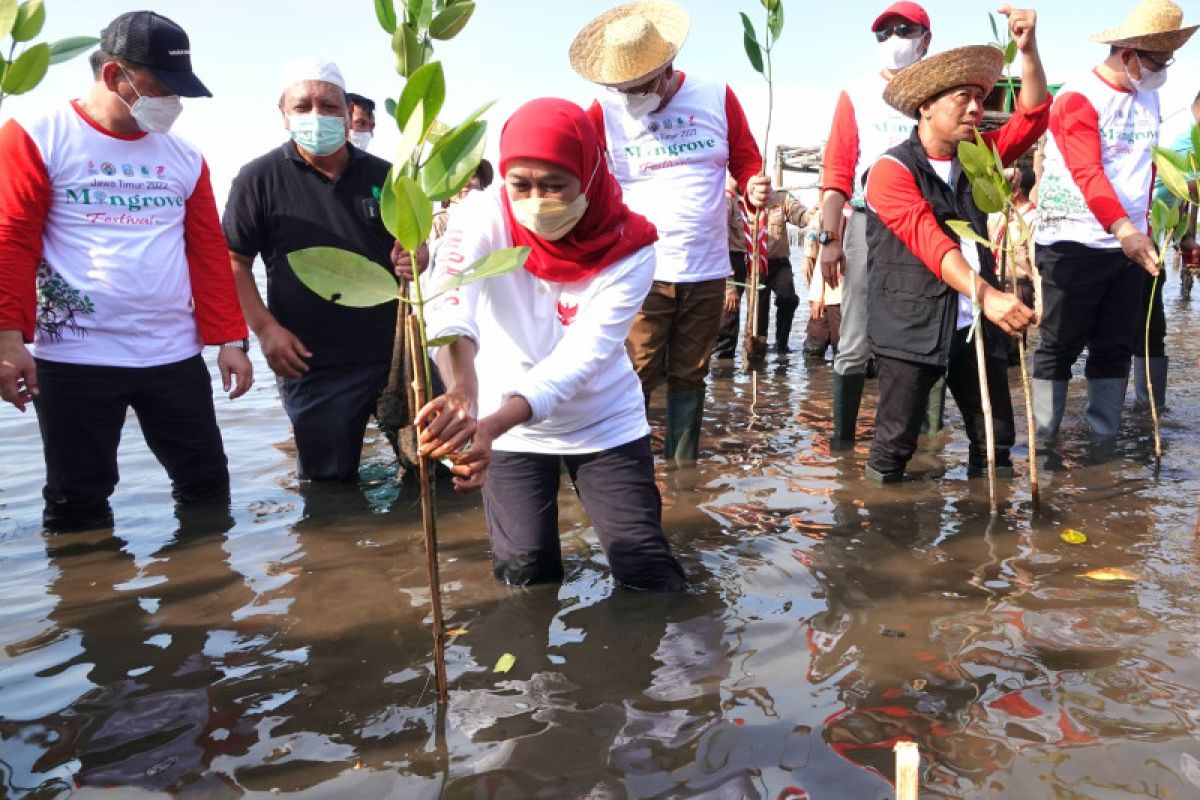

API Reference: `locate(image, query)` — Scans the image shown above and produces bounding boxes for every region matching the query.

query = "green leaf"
[0,0,18,41]
[956,140,990,179]
[420,119,486,202]
[429,2,474,39]
[742,32,764,74]
[760,0,779,9]
[388,174,433,252]
[426,333,462,347]
[988,12,1000,43]
[375,0,397,33]
[1174,206,1192,242]
[1003,38,1018,65]
[396,60,445,138]
[392,23,422,76]
[1150,198,1168,240]
[11,0,44,42]
[990,141,1006,177]
[739,11,756,42]
[405,0,434,30]
[384,96,397,121]
[1,42,49,95]
[767,1,784,42]
[1190,124,1200,169]
[289,246,399,307]
[437,247,530,294]
[47,36,98,65]
[1153,147,1192,204]
[396,98,425,168]
[946,219,994,249]
[971,179,1005,215]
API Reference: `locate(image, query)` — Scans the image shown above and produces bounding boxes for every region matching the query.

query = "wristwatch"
[220,338,250,351]
[816,230,838,245]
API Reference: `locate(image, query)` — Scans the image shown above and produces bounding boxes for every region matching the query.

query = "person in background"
[1032,0,1195,443]
[432,158,494,240]
[714,176,751,360]
[224,58,397,483]
[756,189,810,353]
[862,6,1049,483]
[346,92,376,151]
[803,207,844,361]
[0,11,252,531]
[570,0,770,465]
[818,1,932,447]
[414,98,686,591]
[988,163,1039,363]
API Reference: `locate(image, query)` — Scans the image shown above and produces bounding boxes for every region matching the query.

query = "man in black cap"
[0,11,252,531]
[346,92,376,151]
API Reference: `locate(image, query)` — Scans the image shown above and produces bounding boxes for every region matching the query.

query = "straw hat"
[569,1,690,88]
[1090,0,1197,51]
[883,45,1004,119]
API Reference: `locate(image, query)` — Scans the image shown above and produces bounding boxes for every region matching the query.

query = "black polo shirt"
[223,141,396,368]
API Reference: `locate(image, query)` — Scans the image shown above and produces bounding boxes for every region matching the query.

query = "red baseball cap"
[871,2,931,33]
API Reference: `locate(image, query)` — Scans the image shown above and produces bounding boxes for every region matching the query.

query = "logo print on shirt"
[556,301,578,326]
[87,160,98,175]
[100,162,116,176]
[121,164,134,177]
[156,165,167,177]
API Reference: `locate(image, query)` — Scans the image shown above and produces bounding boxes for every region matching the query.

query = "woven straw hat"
[569,1,690,88]
[1090,0,1197,51]
[883,45,1004,119]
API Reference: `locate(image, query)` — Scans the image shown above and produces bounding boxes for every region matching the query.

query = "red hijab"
[499,98,657,283]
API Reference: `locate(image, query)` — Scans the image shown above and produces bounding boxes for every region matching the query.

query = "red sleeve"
[0,119,50,342]
[185,159,248,344]
[1044,91,1126,231]
[821,91,859,198]
[586,100,607,151]
[865,156,958,279]
[725,86,763,192]
[980,96,1051,165]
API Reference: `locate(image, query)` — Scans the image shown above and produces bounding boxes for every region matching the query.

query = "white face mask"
[618,90,662,119]
[349,130,373,150]
[118,68,183,133]
[1128,56,1169,92]
[878,35,925,72]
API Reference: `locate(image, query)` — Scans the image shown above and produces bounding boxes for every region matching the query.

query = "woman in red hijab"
[416,98,686,592]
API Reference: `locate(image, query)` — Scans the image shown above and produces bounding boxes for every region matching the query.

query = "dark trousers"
[1032,242,1142,380]
[481,436,686,591]
[33,355,229,531]
[278,360,390,482]
[1142,269,1166,358]
[868,328,1015,475]
[755,257,800,346]
[714,252,747,357]
[803,305,843,358]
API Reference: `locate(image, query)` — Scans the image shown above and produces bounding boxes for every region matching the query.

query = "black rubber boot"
[832,372,866,447]
[665,388,705,465]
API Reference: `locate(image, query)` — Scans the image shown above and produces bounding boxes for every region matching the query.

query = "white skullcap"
[280,57,346,93]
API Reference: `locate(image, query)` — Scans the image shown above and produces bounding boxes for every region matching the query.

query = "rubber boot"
[775,303,796,354]
[832,372,866,448]
[665,388,705,465]
[1031,378,1069,446]
[1085,376,1128,438]
[919,375,947,436]
[1132,356,1168,411]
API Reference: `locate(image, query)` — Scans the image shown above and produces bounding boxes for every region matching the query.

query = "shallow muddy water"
[3,270,1200,799]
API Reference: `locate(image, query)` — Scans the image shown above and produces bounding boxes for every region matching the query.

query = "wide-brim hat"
[883,45,1004,119]
[569,0,689,89]
[1090,0,1197,51]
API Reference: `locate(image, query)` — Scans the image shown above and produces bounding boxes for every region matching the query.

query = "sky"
[6,0,1200,203]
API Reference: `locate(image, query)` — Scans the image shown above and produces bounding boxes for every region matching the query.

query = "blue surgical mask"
[288,113,346,156]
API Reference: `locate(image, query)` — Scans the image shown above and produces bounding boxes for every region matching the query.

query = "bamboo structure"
[407,313,448,702]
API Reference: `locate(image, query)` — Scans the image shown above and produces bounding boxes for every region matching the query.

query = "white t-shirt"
[424,190,652,454]
[598,77,733,283]
[928,156,981,330]
[15,102,207,366]
[844,72,917,208]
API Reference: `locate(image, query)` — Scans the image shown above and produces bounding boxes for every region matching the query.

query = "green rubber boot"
[832,372,866,448]
[665,388,705,465]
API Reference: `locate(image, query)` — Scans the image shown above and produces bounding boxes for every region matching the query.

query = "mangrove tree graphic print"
[36,262,95,342]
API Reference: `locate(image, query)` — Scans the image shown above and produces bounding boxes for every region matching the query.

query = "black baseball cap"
[100,11,211,98]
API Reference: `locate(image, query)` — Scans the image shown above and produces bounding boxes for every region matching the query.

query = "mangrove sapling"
[1148,132,1200,470]
[0,0,98,110]
[291,0,529,704]
[737,0,783,367]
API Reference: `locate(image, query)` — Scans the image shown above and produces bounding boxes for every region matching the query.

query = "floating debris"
[493,653,516,673]
[1060,529,1087,544]
[1080,567,1141,582]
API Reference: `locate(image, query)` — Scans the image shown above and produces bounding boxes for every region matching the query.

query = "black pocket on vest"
[870,268,950,357]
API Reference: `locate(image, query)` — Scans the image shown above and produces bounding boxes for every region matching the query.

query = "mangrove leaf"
[47,35,98,64]
[1,42,48,95]
[436,247,530,294]
[396,60,444,137]
[389,174,433,253]
[946,219,993,249]
[11,0,44,42]
[375,0,397,33]
[420,119,485,202]
[429,2,474,40]
[289,246,398,307]
[0,0,17,41]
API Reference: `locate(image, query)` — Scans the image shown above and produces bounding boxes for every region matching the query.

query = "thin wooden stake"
[1145,271,1163,469]
[743,209,767,365]
[998,237,1038,509]
[971,279,998,515]
[407,313,448,703]
[894,741,919,800]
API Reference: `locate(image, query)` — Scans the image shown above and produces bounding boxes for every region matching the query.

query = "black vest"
[865,129,1006,367]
